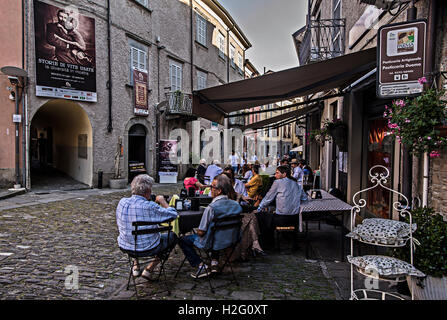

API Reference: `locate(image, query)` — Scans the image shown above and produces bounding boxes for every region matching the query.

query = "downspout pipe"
[402,1,417,209]
[107,0,113,133]
[423,0,437,207]
[190,0,194,93]
[22,0,26,188]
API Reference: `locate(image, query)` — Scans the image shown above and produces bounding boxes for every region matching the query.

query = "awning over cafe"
[192,47,376,124]
[242,103,319,130]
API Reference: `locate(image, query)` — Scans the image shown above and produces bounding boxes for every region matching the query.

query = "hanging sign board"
[377,20,426,98]
[133,69,149,116]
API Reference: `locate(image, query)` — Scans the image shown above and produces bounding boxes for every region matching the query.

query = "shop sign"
[377,20,426,98]
[133,69,149,116]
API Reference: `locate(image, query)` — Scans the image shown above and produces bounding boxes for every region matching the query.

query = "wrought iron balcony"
[295,18,345,66]
[165,91,193,116]
[228,111,245,127]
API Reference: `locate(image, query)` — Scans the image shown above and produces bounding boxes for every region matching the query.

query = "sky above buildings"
[219,0,308,74]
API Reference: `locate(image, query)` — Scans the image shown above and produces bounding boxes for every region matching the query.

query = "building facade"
[294,0,447,218]
[0,0,251,189]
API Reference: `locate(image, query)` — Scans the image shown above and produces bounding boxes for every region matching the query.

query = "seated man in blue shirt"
[178,174,242,278]
[256,165,308,246]
[116,174,178,280]
[204,159,223,185]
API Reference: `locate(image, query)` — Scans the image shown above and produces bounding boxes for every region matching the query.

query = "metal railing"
[297,18,345,65]
[228,111,245,126]
[165,91,193,115]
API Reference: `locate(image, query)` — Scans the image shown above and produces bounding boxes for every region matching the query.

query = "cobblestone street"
[0,184,364,300]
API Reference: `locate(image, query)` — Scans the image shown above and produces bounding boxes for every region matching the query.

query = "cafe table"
[299,189,353,261]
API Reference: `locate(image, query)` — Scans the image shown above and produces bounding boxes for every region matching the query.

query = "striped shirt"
[116,195,178,251]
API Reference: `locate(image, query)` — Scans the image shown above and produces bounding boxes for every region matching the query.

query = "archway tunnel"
[30,99,93,190]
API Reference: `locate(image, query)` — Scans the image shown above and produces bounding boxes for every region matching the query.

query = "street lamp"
[1,66,28,189]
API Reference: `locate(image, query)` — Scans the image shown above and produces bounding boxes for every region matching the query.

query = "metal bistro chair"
[120,217,176,299]
[273,213,300,252]
[175,214,243,293]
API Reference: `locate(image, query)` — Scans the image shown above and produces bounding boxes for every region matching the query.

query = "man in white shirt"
[228,150,239,174]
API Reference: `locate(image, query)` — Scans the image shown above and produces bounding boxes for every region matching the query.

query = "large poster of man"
[34,1,96,102]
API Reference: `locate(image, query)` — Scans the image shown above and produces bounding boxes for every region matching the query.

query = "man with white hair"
[196,159,207,184]
[116,174,178,279]
[204,159,223,184]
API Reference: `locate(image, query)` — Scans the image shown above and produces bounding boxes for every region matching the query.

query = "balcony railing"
[165,91,193,116]
[297,18,345,66]
[228,111,245,127]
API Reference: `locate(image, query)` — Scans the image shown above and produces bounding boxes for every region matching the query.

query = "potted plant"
[308,118,348,151]
[109,136,127,189]
[326,118,348,151]
[384,77,447,157]
[392,207,447,299]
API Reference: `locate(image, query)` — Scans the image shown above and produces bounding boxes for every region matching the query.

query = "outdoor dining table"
[177,207,206,235]
[187,195,213,206]
[299,189,353,261]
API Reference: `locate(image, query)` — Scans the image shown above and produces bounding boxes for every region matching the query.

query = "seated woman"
[241,163,253,182]
[222,170,266,261]
[244,164,263,206]
[184,168,208,194]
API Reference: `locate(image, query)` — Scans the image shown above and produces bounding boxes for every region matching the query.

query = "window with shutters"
[217,32,225,59]
[237,52,243,73]
[196,14,207,46]
[130,45,148,83]
[169,60,182,92]
[197,70,207,90]
[230,44,235,68]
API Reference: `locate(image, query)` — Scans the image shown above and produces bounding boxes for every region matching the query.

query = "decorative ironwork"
[165,91,193,115]
[349,165,418,300]
[296,18,346,66]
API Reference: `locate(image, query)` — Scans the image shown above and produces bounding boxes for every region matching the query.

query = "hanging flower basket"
[328,123,348,151]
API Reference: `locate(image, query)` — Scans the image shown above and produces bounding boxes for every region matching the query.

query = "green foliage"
[308,118,346,145]
[392,207,447,277]
[384,87,447,157]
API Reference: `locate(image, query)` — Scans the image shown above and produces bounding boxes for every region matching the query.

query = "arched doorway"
[128,124,147,182]
[30,99,93,190]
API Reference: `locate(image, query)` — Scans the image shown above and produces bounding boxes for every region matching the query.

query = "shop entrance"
[30,99,93,190]
[128,124,147,182]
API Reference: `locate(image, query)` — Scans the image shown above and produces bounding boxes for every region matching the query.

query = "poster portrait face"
[34,1,97,102]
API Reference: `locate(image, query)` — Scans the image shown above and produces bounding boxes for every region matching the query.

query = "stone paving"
[0,183,399,300]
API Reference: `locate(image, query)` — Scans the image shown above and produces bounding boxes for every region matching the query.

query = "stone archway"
[30,99,93,189]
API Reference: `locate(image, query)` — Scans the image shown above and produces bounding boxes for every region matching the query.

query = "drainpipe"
[106,0,113,133]
[422,0,437,206]
[190,0,194,93]
[22,0,26,188]
[402,1,417,208]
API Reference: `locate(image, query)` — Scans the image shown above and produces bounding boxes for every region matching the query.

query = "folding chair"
[174,214,243,293]
[120,217,175,299]
[273,213,299,252]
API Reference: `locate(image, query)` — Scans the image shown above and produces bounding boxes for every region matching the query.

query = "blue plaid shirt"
[116,195,178,251]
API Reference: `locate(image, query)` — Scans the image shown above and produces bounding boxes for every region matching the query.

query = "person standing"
[228,151,239,175]
[290,159,304,184]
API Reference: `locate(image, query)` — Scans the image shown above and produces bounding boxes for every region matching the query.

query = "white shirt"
[251,155,258,162]
[293,166,304,182]
[229,154,239,166]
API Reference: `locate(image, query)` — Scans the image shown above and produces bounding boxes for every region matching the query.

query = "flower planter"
[329,125,348,151]
[109,178,127,189]
[407,275,447,300]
